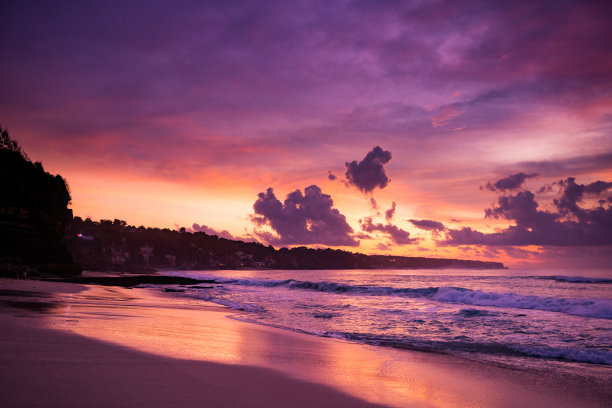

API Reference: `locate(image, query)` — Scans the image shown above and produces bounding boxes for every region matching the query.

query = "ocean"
[154,268,611,379]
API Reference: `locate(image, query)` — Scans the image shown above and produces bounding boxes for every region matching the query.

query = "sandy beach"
[1,277,610,408]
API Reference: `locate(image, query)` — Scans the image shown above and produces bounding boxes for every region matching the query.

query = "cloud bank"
[443,176,612,247]
[252,185,358,247]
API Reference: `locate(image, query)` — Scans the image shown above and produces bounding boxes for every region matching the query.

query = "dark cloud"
[252,185,358,247]
[345,146,392,193]
[376,243,390,251]
[190,223,236,240]
[442,177,612,247]
[360,217,415,245]
[585,180,612,194]
[552,178,612,218]
[327,170,337,181]
[484,191,554,226]
[483,172,537,192]
[409,219,446,231]
[385,202,396,221]
[553,177,587,217]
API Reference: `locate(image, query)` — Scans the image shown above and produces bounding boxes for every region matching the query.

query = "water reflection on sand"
[38,285,609,408]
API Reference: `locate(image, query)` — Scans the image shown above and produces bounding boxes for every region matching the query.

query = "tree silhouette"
[0,125,80,277]
[0,125,29,161]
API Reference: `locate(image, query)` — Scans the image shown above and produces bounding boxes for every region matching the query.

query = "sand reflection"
[42,285,595,408]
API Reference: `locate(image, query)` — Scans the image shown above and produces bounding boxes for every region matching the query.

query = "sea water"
[154,268,611,378]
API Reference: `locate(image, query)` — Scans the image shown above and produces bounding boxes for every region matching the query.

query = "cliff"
[0,127,81,277]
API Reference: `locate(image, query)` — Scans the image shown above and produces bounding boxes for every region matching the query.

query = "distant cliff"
[68,217,505,271]
[0,126,81,277]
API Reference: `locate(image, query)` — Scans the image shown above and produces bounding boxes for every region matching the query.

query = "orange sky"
[2,0,612,268]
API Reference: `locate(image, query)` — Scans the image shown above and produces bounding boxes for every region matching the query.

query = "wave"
[219,308,612,365]
[549,276,612,284]
[509,345,612,365]
[431,287,612,319]
[153,273,612,366]
[457,308,499,317]
[171,274,612,320]
[304,331,612,365]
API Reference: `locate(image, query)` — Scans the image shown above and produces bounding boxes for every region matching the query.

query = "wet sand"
[1,278,610,407]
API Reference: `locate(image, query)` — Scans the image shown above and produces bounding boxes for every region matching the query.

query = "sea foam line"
[166,272,612,320]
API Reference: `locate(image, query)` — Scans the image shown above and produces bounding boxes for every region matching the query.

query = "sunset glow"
[2,0,611,267]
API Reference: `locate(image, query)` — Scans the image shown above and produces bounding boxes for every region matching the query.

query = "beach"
[1,277,610,408]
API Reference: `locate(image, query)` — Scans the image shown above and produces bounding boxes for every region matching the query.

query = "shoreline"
[1,313,386,408]
[0,279,385,408]
[1,278,610,407]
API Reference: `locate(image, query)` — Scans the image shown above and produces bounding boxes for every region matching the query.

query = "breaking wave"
[537,275,612,284]
[179,275,612,320]
[431,287,612,319]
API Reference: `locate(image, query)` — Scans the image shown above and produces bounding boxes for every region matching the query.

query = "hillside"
[68,217,505,271]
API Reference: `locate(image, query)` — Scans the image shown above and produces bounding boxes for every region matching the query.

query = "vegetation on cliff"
[0,126,81,277]
[68,217,505,271]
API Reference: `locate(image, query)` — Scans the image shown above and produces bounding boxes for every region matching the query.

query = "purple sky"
[1,0,611,267]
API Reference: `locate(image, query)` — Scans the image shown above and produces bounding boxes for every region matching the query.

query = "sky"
[1,0,611,268]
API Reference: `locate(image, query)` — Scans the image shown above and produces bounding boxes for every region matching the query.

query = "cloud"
[385,202,396,221]
[442,177,612,246]
[327,170,337,181]
[190,223,236,240]
[252,185,358,247]
[553,177,586,217]
[483,172,537,191]
[585,181,612,194]
[409,219,446,231]
[360,217,415,245]
[2,0,612,253]
[345,146,392,193]
[431,105,464,128]
[553,177,612,218]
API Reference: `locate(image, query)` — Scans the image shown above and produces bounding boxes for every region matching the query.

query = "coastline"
[1,278,610,408]
[0,279,386,408]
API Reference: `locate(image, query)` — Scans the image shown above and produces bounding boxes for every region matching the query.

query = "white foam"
[511,345,612,365]
[432,287,612,319]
